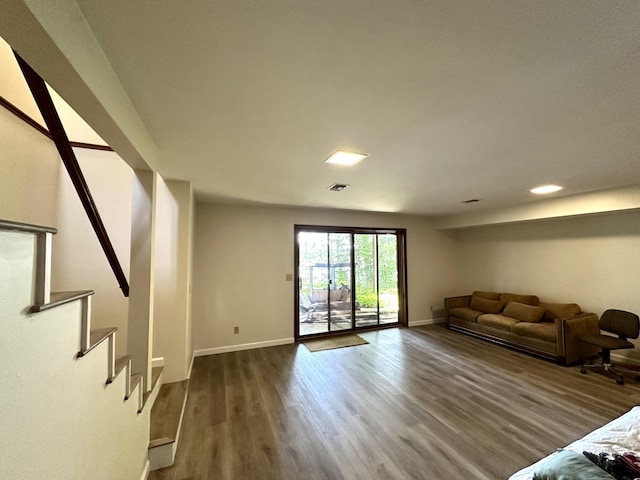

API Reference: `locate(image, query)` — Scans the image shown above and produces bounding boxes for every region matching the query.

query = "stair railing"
[14,51,130,297]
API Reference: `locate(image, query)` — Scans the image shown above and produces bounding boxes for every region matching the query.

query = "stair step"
[127,373,143,411]
[107,355,131,384]
[77,327,117,357]
[142,366,164,410]
[149,379,190,449]
[30,290,94,313]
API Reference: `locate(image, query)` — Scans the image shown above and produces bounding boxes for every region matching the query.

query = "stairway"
[0,219,159,480]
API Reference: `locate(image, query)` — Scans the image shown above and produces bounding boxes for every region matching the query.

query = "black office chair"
[577,309,640,385]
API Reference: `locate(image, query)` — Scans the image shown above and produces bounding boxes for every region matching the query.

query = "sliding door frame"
[294,224,408,341]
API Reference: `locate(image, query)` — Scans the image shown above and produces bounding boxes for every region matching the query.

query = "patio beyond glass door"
[298,232,353,336]
[296,226,406,339]
[354,233,399,328]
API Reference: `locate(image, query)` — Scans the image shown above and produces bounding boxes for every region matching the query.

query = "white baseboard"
[139,459,150,480]
[151,357,164,368]
[409,317,445,327]
[194,337,295,357]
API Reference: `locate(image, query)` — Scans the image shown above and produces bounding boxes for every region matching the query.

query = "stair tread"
[107,355,131,384]
[149,379,189,447]
[78,327,117,357]
[142,366,164,405]
[30,290,94,313]
[128,373,142,400]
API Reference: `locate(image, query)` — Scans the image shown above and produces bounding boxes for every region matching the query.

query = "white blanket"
[509,406,640,479]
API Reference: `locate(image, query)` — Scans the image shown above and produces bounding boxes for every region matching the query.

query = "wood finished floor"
[149,325,640,480]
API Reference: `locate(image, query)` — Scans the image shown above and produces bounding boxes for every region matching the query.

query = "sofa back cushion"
[470,295,504,314]
[500,293,539,306]
[539,302,582,322]
[472,290,501,301]
[503,301,546,323]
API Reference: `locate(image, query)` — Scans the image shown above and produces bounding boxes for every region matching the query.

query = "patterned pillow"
[533,450,615,480]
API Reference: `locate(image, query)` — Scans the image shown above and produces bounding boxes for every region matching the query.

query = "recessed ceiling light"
[327,183,350,191]
[530,184,563,194]
[324,150,368,166]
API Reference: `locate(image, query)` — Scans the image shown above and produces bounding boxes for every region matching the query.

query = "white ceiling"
[5,1,640,216]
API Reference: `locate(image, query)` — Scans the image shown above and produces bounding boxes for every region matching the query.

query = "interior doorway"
[295,225,407,340]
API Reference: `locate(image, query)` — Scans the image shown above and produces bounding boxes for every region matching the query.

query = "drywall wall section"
[1,229,149,480]
[192,203,458,352]
[452,210,640,358]
[53,148,133,356]
[153,177,194,383]
[0,107,61,225]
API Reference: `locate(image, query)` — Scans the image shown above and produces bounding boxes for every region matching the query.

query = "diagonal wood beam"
[14,51,129,297]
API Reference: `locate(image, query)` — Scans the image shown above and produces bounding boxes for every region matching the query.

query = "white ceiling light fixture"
[324,150,369,166]
[530,184,563,194]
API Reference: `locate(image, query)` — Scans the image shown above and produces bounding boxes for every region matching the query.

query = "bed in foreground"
[509,406,640,479]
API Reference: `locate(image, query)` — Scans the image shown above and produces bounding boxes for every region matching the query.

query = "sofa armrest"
[557,313,600,365]
[444,295,471,322]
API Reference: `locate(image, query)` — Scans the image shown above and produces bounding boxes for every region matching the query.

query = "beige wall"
[192,203,458,351]
[0,108,61,226]
[54,148,133,354]
[452,210,640,357]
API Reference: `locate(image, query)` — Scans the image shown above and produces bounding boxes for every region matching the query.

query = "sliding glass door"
[295,226,406,339]
[354,233,399,328]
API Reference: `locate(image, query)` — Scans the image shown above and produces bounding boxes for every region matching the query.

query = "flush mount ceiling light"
[530,184,563,194]
[324,150,369,166]
[327,183,350,191]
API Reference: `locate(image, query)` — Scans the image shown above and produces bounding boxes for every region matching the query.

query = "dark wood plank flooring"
[149,325,640,479]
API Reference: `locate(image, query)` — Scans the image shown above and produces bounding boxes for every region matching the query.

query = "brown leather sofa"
[444,290,600,365]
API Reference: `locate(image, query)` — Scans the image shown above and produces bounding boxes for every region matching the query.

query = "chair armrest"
[557,313,600,365]
[444,295,471,321]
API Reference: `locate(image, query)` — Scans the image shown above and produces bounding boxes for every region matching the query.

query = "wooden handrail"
[14,52,129,297]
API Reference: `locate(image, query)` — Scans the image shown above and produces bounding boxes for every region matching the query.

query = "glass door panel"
[328,233,353,332]
[298,232,329,336]
[355,234,378,328]
[378,234,399,324]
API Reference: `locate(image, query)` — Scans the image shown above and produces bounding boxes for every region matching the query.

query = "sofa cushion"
[449,307,482,322]
[472,290,501,301]
[539,302,582,322]
[512,321,556,342]
[500,292,540,306]
[470,295,504,314]
[503,301,546,323]
[477,313,519,332]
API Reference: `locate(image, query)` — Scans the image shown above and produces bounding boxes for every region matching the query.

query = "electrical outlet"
[233,326,239,334]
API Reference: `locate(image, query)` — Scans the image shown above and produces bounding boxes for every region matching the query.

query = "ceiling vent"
[327,183,350,192]
[461,199,480,204]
